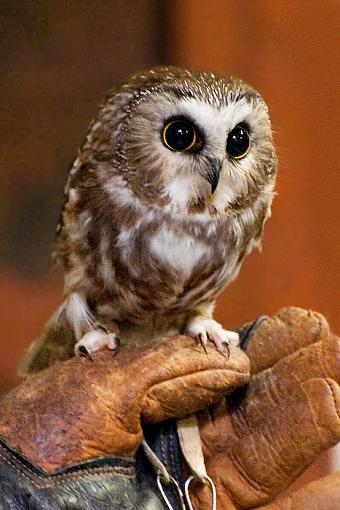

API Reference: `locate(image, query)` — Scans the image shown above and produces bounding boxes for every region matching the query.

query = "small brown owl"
[21,66,277,374]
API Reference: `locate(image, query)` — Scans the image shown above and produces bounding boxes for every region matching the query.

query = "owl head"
[69,67,277,215]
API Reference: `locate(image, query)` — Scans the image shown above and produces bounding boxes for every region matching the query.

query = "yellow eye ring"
[233,142,250,160]
[162,119,197,152]
[227,125,251,160]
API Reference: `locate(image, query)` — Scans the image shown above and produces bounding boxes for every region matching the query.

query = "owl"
[20,66,277,374]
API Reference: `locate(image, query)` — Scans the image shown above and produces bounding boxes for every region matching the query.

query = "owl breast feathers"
[21,66,277,374]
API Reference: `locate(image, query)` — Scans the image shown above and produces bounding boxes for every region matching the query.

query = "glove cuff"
[0,424,184,509]
[236,315,269,350]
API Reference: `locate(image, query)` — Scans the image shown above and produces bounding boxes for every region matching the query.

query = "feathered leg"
[185,301,239,353]
[20,292,120,375]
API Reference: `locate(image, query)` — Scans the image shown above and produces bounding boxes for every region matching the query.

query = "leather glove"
[0,307,339,509]
[0,334,249,508]
[192,307,340,509]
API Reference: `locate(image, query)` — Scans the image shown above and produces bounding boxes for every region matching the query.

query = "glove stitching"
[160,427,167,466]
[169,427,176,477]
[0,443,134,478]
[0,450,135,489]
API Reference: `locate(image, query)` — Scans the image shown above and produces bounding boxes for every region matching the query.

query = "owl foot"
[75,330,121,357]
[186,317,239,354]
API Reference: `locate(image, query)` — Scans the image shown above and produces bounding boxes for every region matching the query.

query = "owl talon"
[77,345,94,361]
[111,337,121,357]
[187,317,239,356]
[198,333,208,354]
[75,330,120,357]
[209,334,230,356]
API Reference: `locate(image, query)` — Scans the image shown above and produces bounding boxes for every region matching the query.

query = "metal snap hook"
[157,474,186,510]
[184,474,217,510]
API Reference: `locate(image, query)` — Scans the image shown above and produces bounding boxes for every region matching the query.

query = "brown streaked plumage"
[20,66,277,374]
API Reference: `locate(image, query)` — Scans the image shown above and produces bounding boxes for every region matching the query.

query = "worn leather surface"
[260,472,340,510]
[0,307,339,509]
[0,419,184,510]
[192,307,340,509]
[0,439,141,509]
[0,336,249,473]
[0,334,249,509]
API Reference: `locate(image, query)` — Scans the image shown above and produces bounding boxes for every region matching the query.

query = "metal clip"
[157,474,186,510]
[184,474,217,510]
[142,440,186,510]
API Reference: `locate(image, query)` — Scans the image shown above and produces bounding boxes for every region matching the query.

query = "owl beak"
[204,158,222,194]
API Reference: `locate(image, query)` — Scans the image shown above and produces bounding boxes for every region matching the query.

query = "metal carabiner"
[157,474,186,510]
[184,474,217,510]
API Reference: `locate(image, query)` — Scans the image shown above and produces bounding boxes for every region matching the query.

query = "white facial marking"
[211,183,237,212]
[139,94,266,210]
[180,97,253,148]
[165,174,201,206]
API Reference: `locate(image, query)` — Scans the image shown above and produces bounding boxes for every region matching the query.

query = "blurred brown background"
[0,0,339,488]
[2,0,339,388]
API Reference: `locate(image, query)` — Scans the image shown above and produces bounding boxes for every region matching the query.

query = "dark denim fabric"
[142,419,184,509]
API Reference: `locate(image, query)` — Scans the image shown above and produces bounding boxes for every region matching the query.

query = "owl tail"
[19,293,95,375]
[18,305,76,375]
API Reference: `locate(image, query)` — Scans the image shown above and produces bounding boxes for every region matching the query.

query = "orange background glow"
[0,0,338,388]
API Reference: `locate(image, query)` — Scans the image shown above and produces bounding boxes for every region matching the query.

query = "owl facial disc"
[202,157,222,193]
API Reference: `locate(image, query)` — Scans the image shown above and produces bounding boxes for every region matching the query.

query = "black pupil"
[165,121,195,151]
[227,126,249,158]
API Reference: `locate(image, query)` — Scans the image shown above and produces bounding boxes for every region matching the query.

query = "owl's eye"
[162,119,197,152]
[227,125,250,159]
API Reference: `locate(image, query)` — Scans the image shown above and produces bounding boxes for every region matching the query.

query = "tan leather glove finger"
[245,307,330,374]
[205,378,340,508]
[0,336,249,472]
[197,310,340,454]
[193,309,340,509]
[236,331,340,430]
[141,339,248,423]
[260,472,340,510]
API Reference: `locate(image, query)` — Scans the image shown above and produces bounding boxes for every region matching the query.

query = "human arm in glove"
[0,306,339,509]
[193,307,340,509]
